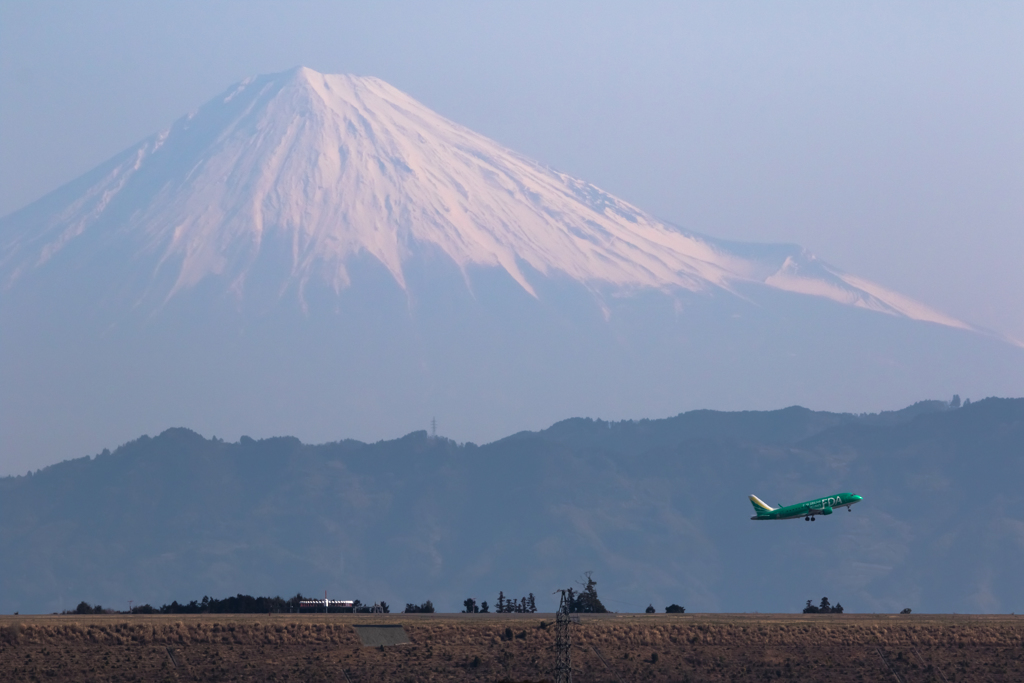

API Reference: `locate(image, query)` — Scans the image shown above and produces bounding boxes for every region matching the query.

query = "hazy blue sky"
[2,1,1022,340]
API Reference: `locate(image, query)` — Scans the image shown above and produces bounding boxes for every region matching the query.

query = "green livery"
[749,492,863,521]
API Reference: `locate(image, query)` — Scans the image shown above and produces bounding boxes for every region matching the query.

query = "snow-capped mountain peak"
[1,67,967,331]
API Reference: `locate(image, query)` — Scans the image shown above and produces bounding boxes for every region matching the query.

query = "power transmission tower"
[553,589,575,683]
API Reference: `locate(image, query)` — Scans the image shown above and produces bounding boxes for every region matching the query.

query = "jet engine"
[821,507,833,515]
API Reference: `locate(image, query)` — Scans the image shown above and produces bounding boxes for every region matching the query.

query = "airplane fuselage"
[750,492,863,520]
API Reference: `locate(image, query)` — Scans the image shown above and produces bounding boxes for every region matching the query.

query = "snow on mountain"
[0,67,967,330]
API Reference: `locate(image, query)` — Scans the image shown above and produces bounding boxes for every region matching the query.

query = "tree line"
[461,573,609,614]
[802,597,844,614]
[62,574,700,616]
[67,594,392,615]
[403,601,435,613]
[462,592,537,613]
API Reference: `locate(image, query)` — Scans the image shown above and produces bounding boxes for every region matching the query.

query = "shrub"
[3,624,21,644]
[665,604,685,614]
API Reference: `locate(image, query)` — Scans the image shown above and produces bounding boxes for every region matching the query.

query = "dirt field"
[1,612,1022,682]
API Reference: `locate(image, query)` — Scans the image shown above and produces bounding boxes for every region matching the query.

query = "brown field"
[1,612,1023,682]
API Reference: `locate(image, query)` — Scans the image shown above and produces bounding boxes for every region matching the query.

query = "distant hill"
[3,397,1023,615]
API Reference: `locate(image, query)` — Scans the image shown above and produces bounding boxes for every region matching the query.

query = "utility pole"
[553,589,574,683]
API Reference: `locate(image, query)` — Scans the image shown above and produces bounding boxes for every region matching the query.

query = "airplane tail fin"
[749,495,774,516]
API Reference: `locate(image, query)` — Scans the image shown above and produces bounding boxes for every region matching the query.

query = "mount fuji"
[1,67,1020,469]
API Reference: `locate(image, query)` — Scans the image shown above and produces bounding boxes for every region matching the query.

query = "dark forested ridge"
[2,398,1023,615]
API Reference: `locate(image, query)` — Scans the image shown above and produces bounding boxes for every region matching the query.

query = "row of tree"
[461,592,538,613]
[404,601,435,613]
[68,602,115,615]
[803,597,844,614]
[497,592,537,613]
[461,574,608,614]
[65,574,705,616]
[67,594,393,615]
[67,590,861,616]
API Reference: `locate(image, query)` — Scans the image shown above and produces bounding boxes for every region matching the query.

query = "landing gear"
[811,516,816,521]
[805,516,810,521]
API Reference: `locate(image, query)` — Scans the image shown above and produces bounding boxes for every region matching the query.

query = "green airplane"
[749,493,863,521]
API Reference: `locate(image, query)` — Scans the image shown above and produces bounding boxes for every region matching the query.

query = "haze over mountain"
[1,67,1021,472]
[3,398,1022,615]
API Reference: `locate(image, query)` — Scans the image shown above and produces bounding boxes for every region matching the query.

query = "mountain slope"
[0,67,966,328]
[3,398,1023,615]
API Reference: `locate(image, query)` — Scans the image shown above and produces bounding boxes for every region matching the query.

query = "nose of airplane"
[852,495,863,501]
